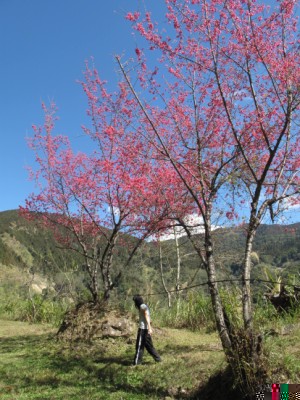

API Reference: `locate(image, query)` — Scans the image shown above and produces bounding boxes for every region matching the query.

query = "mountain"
[0,210,162,302]
[146,221,300,290]
[0,209,85,276]
[0,209,299,303]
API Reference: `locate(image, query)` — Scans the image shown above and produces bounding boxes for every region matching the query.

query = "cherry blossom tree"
[22,104,130,302]
[117,11,241,350]
[117,0,300,393]
[22,67,190,303]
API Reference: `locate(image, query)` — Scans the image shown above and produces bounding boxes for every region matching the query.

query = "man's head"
[133,294,144,309]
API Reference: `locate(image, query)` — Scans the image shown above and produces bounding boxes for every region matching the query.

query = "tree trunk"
[242,225,256,330]
[102,260,113,302]
[89,265,99,303]
[204,213,232,352]
[174,227,181,292]
[173,226,181,315]
[206,248,232,351]
[159,239,172,308]
[84,261,99,304]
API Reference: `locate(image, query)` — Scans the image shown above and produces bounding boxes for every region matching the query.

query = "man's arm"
[143,309,153,335]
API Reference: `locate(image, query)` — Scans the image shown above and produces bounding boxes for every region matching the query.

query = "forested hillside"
[0,209,152,305]
[0,209,299,303]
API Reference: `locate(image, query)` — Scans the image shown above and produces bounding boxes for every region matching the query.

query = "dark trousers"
[133,328,161,365]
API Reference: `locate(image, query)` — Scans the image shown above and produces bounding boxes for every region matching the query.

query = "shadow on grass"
[0,334,48,351]
[93,355,133,366]
[49,354,167,398]
[0,333,168,398]
[1,333,233,399]
[163,343,222,354]
[79,354,168,397]
[188,367,242,400]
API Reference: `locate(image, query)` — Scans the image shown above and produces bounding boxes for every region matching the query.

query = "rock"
[167,386,189,398]
[167,387,178,397]
[101,323,123,338]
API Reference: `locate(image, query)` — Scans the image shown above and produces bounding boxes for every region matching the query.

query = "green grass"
[265,322,300,383]
[0,320,225,400]
[1,311,300,400]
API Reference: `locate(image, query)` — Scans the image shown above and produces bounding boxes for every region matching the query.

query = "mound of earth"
[57,302,135,342]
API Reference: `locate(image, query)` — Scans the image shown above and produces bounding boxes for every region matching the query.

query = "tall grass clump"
[220,286,243,328]
[0,289,69,326]
[253,296,279,330]
[253,294,300,333]
[18,295,69,326]
[153,291,215,331]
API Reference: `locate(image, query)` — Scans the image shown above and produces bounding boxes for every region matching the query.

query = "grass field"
[0,319,226,400]
[1,317,300,399]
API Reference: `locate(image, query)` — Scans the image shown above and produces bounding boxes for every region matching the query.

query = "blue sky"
[0,0,299,224]
[0,0,165,212]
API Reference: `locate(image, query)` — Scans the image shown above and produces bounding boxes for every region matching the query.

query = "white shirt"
[139,303,150,329]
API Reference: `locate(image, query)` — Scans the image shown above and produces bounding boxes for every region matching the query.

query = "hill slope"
[0,209,299,303]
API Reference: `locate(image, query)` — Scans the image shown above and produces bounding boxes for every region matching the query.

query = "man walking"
[133,295,162,365]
